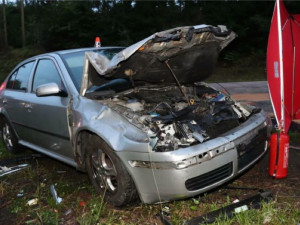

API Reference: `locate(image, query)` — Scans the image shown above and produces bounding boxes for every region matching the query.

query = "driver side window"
[32,59,64,92]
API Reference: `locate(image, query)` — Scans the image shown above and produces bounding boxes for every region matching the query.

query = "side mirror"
[36,83,67,97]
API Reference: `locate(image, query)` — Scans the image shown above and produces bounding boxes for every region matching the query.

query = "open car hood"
[80,25,236,95]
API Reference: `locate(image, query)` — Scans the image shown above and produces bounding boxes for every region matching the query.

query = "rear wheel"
[1,119,20,154]
[85,135,138,206]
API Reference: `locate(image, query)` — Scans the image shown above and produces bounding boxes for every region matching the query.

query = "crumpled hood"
[81,24,236,95]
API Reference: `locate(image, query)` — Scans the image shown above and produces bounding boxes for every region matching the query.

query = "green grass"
[0,145,13,158]
[207,52,267,83]
[1,135,300,224]
[289,131,300,145]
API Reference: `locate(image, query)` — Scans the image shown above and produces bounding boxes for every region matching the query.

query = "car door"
[21,57,73,159]
[2,60,36,140]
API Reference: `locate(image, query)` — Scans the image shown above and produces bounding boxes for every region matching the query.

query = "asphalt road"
[210,81,274,117]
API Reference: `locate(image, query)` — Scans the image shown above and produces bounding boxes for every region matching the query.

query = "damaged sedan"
[0,25,271,206]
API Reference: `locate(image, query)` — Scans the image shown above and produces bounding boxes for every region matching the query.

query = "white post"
[276,0,285,132]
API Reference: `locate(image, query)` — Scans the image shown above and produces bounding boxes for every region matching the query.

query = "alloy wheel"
[2,123,13,149]
[91,148,118,192]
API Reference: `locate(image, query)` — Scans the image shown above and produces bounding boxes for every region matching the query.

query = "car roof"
[55,46,123,55]
[25,46,123,61]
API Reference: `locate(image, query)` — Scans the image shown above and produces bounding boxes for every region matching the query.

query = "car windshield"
[60,48,123,91]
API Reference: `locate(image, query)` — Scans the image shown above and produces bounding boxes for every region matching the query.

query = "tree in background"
[2,0,8,50]
[20,0,25,47]
[0,0,299,59]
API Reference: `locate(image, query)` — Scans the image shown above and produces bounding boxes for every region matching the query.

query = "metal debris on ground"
[0,164,29,177]
[26,198,38,206]
[185,190,272,225]
[162,206,170,213]
[17,190,24,197]
[56,170,67,174]
[50,185,62,204]
[64,209,72,216]
[156,211,172,225]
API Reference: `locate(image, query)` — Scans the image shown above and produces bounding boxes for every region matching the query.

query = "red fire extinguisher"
[269,131,289,179]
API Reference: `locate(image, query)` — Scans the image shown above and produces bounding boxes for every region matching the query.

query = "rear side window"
[32,59,63,92]
[6,61,35,91]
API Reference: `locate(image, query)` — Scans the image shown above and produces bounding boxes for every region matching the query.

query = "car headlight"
[128,156,197,170]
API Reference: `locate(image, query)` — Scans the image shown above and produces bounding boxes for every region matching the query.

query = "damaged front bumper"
[116,111,271,204]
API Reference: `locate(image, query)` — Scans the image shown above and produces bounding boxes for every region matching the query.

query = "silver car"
[0,25,271,206]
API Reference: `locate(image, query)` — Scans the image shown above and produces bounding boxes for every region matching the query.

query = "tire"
[85,135,139,206]
[1,119,20,154]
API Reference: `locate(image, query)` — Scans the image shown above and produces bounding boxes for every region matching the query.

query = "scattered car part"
[26,198,38,206]
[156,210,172,225]
[64,209,72,215]
[56,170,67,174]
[185,190,272,225]
[0,164,28,177]
[50,184,62,204]
[17,190,24,197]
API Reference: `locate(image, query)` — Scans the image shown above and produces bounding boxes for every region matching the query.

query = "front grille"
[185,162,233,191]
[237,141,265,171]
[237,126,268,171]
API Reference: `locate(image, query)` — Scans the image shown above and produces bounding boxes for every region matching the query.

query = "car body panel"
[80,25,236,95]
[1,55,74,159]
[19,93,71,156]
[116,111,269,203]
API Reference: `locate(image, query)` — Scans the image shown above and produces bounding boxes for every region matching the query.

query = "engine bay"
[89,83,257,152]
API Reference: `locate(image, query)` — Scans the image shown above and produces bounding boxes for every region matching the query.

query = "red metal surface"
[267,0,300,133]
[269,132,289,179]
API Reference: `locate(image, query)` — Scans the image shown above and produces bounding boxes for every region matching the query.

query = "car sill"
[19,140,77,168]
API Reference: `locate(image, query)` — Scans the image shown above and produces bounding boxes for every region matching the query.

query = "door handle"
[24,103,32,111]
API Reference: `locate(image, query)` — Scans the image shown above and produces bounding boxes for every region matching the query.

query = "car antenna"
[164,60,191,105]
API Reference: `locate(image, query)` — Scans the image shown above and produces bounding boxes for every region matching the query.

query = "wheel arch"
[74,128,119,171]
[74,129,94,171]
[0,113,6,126]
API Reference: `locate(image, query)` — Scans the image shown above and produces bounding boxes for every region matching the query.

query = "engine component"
[105,84,255,152]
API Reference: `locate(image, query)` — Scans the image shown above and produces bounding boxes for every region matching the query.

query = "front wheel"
[85,135,138,206]
[1,119,20,154]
